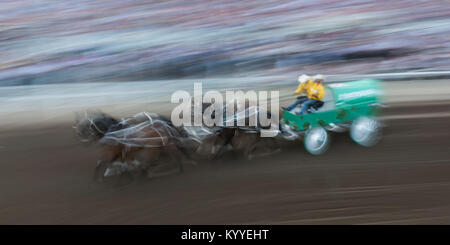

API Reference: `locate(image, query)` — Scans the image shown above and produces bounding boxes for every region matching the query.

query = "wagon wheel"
[350,117,382,147]
[304,127,330,155]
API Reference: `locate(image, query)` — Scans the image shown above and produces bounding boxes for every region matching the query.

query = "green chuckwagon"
[281,79,385,155]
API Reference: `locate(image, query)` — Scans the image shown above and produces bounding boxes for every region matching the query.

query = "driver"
[283,74,313,111]
[299,74,325,115]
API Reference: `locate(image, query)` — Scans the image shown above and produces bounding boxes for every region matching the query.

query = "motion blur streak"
[1,0,450,85]
[0,0,450,224]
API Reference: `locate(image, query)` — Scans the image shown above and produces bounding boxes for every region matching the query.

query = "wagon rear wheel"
[304,127,330,155]
[350,117,382,147]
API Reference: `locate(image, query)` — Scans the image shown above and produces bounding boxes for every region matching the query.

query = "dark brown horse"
[182,101,282,160]
[74,111,193,185]
[178,101,234,160]
[227,103,283,160]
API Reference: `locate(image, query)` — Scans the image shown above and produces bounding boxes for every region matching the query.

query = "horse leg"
[267,137,282,154]
[93,160,107,182]
[209,136,225,160]
[165,143,185,173]
[143,147,184,179]
[195,135,218,160]
[93,146,120,183]
[229,130,251,159]
[132,148,162,180]
[246,137,281,160]
[210,129,235,159]
[243,135,262,160]
[174,140,197,166]
[118,148,147,185]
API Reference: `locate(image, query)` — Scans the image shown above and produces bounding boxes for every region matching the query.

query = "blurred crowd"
[1,0,449,85]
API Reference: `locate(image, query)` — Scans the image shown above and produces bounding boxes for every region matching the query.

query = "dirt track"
[0,102,449,224]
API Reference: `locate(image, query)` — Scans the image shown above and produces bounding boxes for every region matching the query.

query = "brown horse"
[182,101,283,160]
[227,104,283,160]
[74,111,192,185]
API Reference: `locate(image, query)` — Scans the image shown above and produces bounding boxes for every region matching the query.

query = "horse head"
[73,110,119,143]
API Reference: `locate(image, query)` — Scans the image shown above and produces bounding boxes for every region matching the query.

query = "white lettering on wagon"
[337,89,378,101]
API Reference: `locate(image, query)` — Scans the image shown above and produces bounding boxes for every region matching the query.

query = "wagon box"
[281,79,384,155]
[283,79,382,131]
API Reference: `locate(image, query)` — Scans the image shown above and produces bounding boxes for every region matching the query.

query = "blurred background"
[1,0,450,86]
[0,0,450,224]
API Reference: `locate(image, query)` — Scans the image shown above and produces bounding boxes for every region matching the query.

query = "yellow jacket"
[294,79,313,94]
[295,80,324,100]
[307,82,324,100]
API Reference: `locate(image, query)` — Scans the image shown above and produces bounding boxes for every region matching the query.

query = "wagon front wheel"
[350,117,382,147]
[304,127,330,155]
